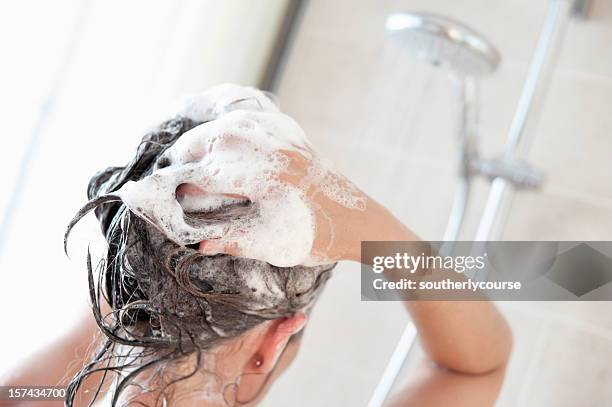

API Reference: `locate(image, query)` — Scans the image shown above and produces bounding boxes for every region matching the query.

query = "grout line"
[503,57,612,88]
[514,317,550,405]
[536,309,612,342]
[502,302,612,342]
[554,67,612,87]
[322,135,455,174]
[542,184,612,211]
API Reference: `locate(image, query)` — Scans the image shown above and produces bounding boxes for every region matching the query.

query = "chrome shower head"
[386,12,501,76]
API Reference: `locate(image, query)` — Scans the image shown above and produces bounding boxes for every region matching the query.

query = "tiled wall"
[265,0,612,405]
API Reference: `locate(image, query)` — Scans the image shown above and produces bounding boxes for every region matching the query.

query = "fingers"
[182,156,279,201]
[199,239,241,257]
[168,117,257,166]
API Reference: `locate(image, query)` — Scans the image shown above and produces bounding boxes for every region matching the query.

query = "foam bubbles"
[308,159,367,211]
[115,84,365,267]
[174,83,279,123]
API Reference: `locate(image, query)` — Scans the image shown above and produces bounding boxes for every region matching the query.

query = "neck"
[111,348,268,407]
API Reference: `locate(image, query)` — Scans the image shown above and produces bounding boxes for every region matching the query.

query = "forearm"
[335,196,512,374]
[0,309,110,406]
[318,196,419,262]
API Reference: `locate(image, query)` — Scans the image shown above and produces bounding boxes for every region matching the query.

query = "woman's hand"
[197,145,393,266]
[162,109,416,267]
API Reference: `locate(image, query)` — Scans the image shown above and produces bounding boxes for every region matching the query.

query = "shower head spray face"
[386,12,501,76]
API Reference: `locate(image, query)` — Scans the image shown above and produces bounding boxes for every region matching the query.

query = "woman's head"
[65,89,334,406]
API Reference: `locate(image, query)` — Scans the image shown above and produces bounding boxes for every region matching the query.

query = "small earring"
[254,358,263,368]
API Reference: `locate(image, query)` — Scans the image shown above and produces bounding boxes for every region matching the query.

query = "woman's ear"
[249,312,307,374]
[233,313,308,405]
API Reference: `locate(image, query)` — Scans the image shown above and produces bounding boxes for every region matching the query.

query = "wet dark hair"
[64,116,334,406]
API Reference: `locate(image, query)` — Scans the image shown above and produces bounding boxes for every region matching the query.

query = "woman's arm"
[0,308,110,406]
[386,347,507,407]
[318,196,513,374]
[197,145,513,375]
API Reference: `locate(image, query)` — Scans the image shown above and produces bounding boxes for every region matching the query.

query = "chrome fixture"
[385,11,541,242]
[385,12,500,76]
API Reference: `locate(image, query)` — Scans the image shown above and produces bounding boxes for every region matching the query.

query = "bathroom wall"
[267,0,612,405]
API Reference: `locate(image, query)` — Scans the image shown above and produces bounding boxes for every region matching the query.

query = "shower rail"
[475,0,571,241]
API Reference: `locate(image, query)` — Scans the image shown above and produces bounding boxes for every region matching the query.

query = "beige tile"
[300,0,393,49]
[502,188,612,240]
[494,305,551,407]
[558,2,612,78]
[528,75,612,201]
[518,321,612,406]
[496,303,612,406]
[384,159,458,240]
[505,301,612,341]
[277,36,382,145]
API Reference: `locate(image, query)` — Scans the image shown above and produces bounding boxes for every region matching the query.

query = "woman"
[1,85,512,406]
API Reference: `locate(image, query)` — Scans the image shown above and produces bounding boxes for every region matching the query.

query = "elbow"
[430,321,514,375]
[484,317,514,374]
[450,322,514,375]
[454,343,512,376]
